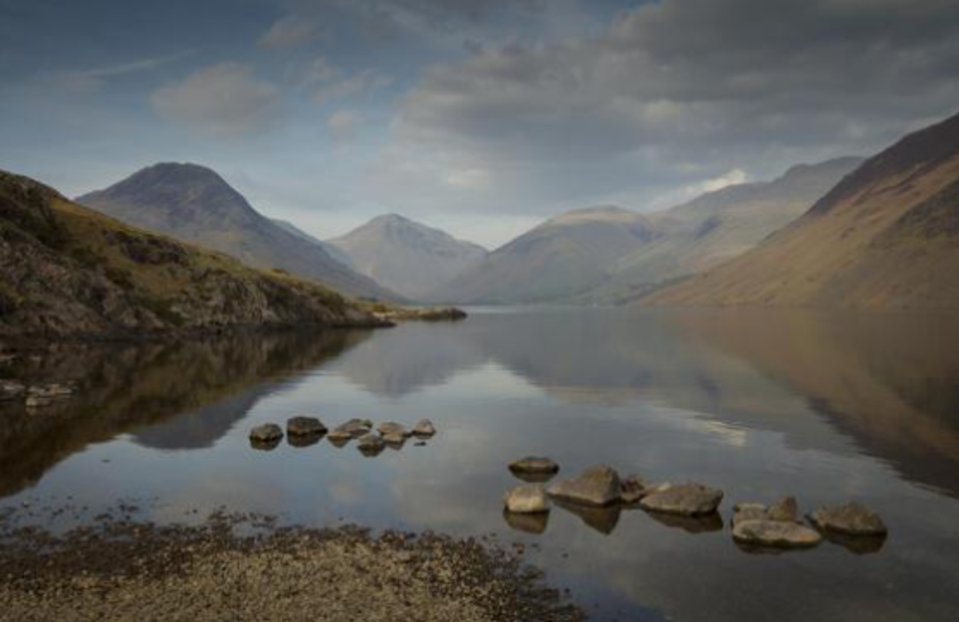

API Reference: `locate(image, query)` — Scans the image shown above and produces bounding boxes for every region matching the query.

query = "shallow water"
[2,307,959,621]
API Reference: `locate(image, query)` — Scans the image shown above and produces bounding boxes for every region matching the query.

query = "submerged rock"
[249,424,283,443]
[357,433,385,456]
[639,483,723,516]
[332,419,373,440]
[503,485,550,514]
[546,465,621,507]
[733,520,823,550]
[377,422,411,438]
[412,419,436,437]
[286,416,327,437]
[809,502,888,537]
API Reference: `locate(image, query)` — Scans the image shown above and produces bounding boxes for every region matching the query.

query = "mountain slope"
[645,112,959,310]
[579,158,863,303]
[270,218,354,268]
[328,214,487,299]
[0,169,384,341]
[77,163,400,301]
[431,206,656,304]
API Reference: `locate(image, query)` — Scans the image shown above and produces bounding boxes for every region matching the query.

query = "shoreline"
[0,508,584,622]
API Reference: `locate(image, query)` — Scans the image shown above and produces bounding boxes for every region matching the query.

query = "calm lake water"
[3,307,959,621]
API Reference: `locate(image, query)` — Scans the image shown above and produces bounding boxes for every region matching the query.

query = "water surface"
[2,308,959,621]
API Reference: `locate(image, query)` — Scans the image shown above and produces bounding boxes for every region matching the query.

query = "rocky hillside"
[329,214,487,299]
[430,206,656,304]
[0,169,387,341]
[77,163,400,302]
[645,112,959,310]
[581,157,863,303]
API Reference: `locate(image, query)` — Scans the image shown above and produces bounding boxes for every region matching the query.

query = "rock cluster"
[731,497,822,550]
[249,418,437,454]
[0,380,75,408]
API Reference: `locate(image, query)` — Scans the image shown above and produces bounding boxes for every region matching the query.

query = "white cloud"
[151,63,279,138]
[258,15,320,50]
[37,51,192,94]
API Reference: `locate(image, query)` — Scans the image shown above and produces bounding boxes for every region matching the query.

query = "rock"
[809,502,887,537]
[502,509,549,535]
[733,520,823,550]
[620,475,648,504]
[0,379,25,401]
[333,419,373,439]
[546,465,621,507]
[412,419,436,437]
[552,498,621,535]
[357,433,385,455]
[639,483,723,516]
[27,383,74,398]
[249,424,283,443]
[509,457,559,477]
[732,503,768,528]
[326,429,352,443]
[377,422,411,438]
[382,431,406,447]
[767,496,799,522]
[503,485,550,514]
[286,416,327,437]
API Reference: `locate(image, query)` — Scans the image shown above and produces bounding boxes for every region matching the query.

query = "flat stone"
[249,424,283,443]
[286,416,327,437]
[639,483,723,516]
[335,419,373,439]
[509,457,560,475]
[412,419,436,437]
[810,502,887,537]
[546,465,621,507]
[733,520,823,549]
[326,428,353,442]
[377,422,411,438]
[503,485,550,514]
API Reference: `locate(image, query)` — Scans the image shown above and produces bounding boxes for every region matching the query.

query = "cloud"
[37,51,192,94]
[258,15,321,50]
[151,63,279,138]
[389,0,959,213]
[314,69,393,104]
[327,109,362,142]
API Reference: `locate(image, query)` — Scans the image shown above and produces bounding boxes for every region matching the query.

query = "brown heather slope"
[644,112,959,310]
[0,170,385,341]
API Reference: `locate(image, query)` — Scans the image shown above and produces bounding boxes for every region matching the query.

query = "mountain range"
[328,214,487,299]
[77,163,400,302]
[646,111,959,310]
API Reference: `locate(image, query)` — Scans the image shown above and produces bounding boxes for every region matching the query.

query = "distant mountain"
[645,111,959,310]
[430,206,656,304]
[578,157,863,303]
[77,163,400,301]
[328,214,487,299]
[270,218,354,267]
[0,169,385,341]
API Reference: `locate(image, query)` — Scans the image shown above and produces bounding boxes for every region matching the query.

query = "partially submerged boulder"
[509,457,560,478]
[639,483,723,516]
[377,422,411,438]
[286,416,327,437]
[546,465,621,507]
[249,424,283,443]
[412,419,436,437]
[331,419,373,441]
[733,520,823,550]
[809,502,887,537]
[503,485,550,514]
[620,475,648,504]
[357,433,385,456]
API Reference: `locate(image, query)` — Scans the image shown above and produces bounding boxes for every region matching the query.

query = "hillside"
[579,157,863,303]
[0,169,386,341]
[645,112,959,310]
[328,214,487,299]
[77,163,400,302]
[429,206,656,304]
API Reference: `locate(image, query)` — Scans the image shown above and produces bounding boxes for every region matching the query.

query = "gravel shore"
[0,510,584,622]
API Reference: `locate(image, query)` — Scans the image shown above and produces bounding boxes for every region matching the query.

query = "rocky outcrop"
[546,465,622,506]
[638,483,723,516]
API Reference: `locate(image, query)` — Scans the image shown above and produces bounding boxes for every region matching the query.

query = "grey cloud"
[391,0,959,212]
[151,63,279,138]
[259,15,322,50]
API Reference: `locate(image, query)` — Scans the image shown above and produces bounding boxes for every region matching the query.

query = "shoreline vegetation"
[0,507,585,622]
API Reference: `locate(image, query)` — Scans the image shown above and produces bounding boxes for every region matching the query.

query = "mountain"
[328,214,487,299]
[77,163,400,301]
[645,111,959,310]
[270,218,354,268]
[430,206,656,304]
[0,169,385,341]
[578,157,863,303]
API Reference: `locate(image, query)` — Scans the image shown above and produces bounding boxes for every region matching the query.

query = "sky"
[1,0,958,248]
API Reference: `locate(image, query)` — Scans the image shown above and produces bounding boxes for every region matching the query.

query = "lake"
[2,307,959,621]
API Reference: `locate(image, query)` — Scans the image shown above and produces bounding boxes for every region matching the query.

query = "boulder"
[639,483,723,516]
[357,433,385,455]
[509,457,559,476]
[733,520,823,550]
[809,502,887,537]
[732,503,769,528]
[503,485,550,514]
[286,416,327,437]
[334,419,373,439]
[249,424,283,443]
[382,431,407,447]
[326,428,353,443]
[546,465,621,506]
[377,421,411,438]
[620,475,648,504]
[767,496,799,523]
[412,419,436,437]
